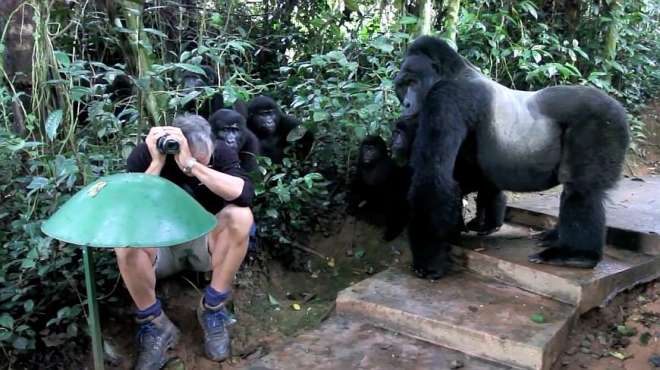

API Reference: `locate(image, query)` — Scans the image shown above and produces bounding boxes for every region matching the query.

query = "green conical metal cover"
[42,173,217,248]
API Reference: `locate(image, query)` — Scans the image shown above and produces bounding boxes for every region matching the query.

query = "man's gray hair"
[172,114,214,158]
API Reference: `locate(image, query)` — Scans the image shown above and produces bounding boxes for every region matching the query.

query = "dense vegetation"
[0,0,658,365]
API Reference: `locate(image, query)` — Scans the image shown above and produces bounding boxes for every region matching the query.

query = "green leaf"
[616,325,637,337]
[45,110,63,141]
[268,294,280,306]
[24,300,34,313]
[287,125,308,142]
[313,111,329,122]
[530,313,546,324]
[13,337,29,350]
[0,313,14,330]
[354,248,366,259]
[54,51,71,67]
[143,28,168,39]
[175,63,206,76]
[640,332,651,345]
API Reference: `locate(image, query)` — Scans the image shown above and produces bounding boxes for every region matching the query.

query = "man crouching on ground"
[116,114,254,369]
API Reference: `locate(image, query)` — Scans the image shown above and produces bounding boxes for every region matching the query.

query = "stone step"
[453,224,660,313]
[506,176,660,255]
[245,316,513,370]
[335,268,576,370]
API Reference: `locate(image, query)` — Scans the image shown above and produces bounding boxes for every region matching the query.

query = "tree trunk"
[117,0,163,127]
[443,0,461,49]
[604,0,621,62]
[0,0,34,135]
[565,0,580,35]
[417,0,435,36]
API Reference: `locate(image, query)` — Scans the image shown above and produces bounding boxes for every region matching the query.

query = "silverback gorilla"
[208,109,261,172]
[247,96,313,163]
[396,36,629,279]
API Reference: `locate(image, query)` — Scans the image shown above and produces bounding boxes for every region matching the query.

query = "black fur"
[181,65,224,118]
[396,36,629,279]
[208,109,261,172]
[246,95,313,163]
[391,117,505,237]
[351,136,411,241]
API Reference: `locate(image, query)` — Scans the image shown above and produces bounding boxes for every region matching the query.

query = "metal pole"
[82,246,105,370]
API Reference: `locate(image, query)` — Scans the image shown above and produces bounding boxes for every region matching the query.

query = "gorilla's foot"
[383,227,405,242]
[466,217,502,236]
[528,247,600,269]
[533,228,559,247]
[412,264,449,280]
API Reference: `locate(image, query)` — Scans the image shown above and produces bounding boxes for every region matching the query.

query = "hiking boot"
[134,312,180,370]
[197,298,232,362]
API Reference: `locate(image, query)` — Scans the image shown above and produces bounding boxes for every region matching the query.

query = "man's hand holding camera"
[145,126,196,176]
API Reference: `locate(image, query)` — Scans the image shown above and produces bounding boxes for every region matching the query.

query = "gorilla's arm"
[239,129,261,172]
[408,82,469,279]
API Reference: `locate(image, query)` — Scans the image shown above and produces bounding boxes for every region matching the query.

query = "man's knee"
[114,248,156,269]
[216,205,253,237]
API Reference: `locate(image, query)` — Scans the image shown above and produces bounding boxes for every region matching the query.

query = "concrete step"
[506,176,660,255]
[453,224,660,313]
[245,316,513,370]
[335,268,576,370]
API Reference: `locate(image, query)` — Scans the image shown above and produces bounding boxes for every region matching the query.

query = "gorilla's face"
[183,74,206,90]
[216,121,243,150]
[390,127,410,161]
[253,109,278,135]
[360,144,383,166]
[395,55,440,118]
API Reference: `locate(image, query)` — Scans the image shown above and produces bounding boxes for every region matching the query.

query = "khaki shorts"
[154,236,212,278]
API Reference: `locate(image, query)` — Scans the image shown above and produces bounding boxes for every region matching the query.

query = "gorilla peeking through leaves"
[181,65,224,118]
[208,109,261,172]
[351,135,411,241]
[396,36,629,279]
[246,96,313,164]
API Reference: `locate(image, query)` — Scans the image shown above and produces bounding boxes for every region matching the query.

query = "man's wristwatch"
[183,157,197,175]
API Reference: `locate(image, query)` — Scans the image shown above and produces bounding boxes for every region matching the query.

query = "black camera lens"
[156,135,180,154]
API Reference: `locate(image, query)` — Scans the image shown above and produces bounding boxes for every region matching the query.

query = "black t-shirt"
[126,140,254,214]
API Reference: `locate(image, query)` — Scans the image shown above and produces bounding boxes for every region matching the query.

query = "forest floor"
[89,100,660,370]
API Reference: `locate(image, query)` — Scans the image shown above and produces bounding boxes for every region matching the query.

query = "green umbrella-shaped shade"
[42,173,217,248]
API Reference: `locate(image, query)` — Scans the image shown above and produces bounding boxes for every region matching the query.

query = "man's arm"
[127,128,168,175]
[191,141,254,207]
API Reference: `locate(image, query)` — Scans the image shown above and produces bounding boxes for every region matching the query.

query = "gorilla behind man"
[351,135,410,241]
[208,109,260,172]
[396,36,629,279]
[247,96,313,163]
[181,65,224,118]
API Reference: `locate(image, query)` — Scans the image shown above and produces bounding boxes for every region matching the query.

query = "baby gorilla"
[351,136,411,241]
[208,109,260,172]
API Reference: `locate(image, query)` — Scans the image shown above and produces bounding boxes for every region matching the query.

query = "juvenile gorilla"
[181,65,224,118]
[246,96,313,163]
[351,136,411,241]
[208,109,261,172]
[396,36,629,279]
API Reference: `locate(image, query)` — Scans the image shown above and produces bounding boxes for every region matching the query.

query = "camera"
[156,135,180,154]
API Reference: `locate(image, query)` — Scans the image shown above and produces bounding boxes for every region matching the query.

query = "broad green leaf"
[0,313,14,329]
[45,110,63,141]
[175,63,206,76]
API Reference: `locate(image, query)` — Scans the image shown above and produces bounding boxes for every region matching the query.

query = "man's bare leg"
[114,248,158,310]
[198,204,253,362]
[207,204,253,293]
